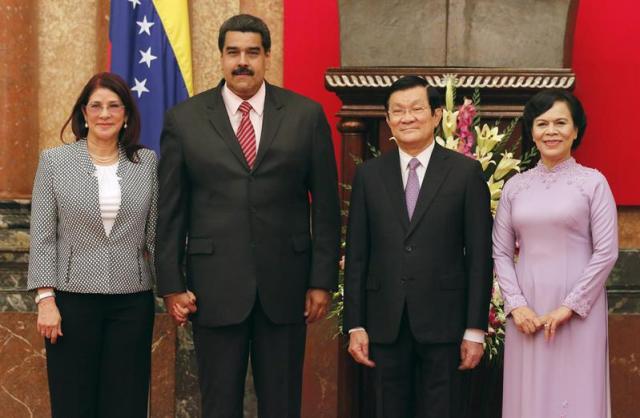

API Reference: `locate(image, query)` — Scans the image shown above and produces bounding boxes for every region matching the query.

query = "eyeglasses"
[388,106,429,120]
[85,102,125,115]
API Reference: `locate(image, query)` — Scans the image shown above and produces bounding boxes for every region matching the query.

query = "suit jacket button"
[401,276,407,283]
[405,245,413,253]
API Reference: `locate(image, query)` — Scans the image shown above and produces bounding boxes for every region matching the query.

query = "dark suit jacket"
[155,81,340,327]
[343,144,493,344]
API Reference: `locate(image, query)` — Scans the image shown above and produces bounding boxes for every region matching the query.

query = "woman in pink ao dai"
[493,89,618,418]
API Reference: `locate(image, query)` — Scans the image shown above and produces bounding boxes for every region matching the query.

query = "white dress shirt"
[350,141,485,344]
[222,81,266,148]
[94,162,121,237]
[398,140,435,189]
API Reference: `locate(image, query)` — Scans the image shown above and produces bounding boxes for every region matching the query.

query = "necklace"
[89,151,119,165]
[85,137,119,165]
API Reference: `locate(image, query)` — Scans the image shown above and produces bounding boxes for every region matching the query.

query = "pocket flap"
[291,234,311,252]
[188,238,214,254]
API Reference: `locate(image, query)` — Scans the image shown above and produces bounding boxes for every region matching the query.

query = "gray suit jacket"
[27,140,158,294]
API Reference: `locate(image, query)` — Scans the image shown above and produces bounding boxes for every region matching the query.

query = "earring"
[84,121,88,128]
[124,122,128,129]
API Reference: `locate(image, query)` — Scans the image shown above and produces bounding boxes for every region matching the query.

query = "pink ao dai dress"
[493,158,618,418]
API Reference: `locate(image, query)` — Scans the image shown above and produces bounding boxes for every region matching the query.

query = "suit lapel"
[406,144,451,237]
[254,83,285,170]
[205,81,250,171]
[381,148,410,232]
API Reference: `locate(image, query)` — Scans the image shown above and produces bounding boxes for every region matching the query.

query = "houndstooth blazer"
[27,140,158,294]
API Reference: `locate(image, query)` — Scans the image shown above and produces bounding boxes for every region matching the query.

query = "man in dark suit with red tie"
[155,14,340,418]
[344,76,493,418]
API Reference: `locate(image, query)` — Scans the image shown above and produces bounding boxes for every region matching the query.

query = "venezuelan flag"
[110,0,193,154]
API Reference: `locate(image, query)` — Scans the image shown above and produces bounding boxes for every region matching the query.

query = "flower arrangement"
[485,280,507,361]
[435,75,539,360]
[329,75,536,362]
[435,76,535,215]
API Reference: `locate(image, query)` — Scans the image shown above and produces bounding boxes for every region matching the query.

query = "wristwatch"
[35,290,56,304]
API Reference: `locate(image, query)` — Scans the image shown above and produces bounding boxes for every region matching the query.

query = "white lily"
[475,124,505,157]
[442,109,459,139]
[445,76,455,111]
[476,152,495,171]
[493,152,521,181]
[487,175,504,201]
[436,135,460,151]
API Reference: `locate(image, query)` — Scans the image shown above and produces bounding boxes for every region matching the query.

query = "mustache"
[232,67,254,76]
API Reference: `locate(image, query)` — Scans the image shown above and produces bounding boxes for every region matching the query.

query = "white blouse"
[94,163,121,236]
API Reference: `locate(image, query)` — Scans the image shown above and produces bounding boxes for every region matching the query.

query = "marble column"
[240,0,284,86]
[36,0,103,149]
[190,0,239,94]
[0,0,39,199]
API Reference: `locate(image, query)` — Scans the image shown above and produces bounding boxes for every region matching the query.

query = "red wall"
[572,0,640,205]
[283,0,342,177]
[283,1,640,204]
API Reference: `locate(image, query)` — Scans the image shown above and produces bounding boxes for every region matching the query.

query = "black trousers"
[45,291,155,418]
[369,308,470,418]
[192,297,307,418]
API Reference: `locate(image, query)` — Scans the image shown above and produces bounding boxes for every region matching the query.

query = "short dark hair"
[384,76,443,114]
[522,89,587,151]
[60,72,143,162]
[218,14,271,53]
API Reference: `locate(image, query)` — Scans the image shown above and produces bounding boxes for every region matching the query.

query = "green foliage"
[520,146,539,168]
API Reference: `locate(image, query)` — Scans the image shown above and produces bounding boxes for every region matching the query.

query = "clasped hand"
[163,288,330,326]
[511,305,573,341]
[304,288,331,324]
[164,291,197,326]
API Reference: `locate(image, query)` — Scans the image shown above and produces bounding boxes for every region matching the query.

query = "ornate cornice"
[326,73,575,89]
[325,67,576,113]
[325,67,575,91]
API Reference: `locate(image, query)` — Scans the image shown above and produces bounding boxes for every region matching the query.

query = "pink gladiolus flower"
[456,98,476,157]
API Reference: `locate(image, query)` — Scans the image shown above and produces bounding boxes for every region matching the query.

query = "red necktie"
[236,101,257,169]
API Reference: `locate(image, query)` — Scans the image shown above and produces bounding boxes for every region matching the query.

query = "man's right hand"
[348,330,376,367]
[511,306,541,335]
[163,291,197,326]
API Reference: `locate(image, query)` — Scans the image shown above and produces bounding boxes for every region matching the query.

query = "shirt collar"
[222,81,266,116]
[398,140,435,171]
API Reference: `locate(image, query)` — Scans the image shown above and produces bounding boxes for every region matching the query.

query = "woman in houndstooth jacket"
[27,72,158,418]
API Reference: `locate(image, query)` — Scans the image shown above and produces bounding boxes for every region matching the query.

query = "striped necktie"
[236,101,257,169]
